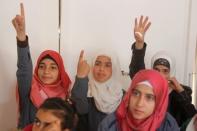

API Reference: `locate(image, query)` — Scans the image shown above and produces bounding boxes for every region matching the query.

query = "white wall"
[0,0,196,130]
[0,0,59,130]
[184,0,197,107]
[61,0,192,83]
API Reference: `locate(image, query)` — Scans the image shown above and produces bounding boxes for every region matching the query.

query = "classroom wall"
[0,0,196,130]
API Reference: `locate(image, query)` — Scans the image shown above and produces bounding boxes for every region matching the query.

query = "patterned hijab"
[30,50,71,108]
[87,50,123,114]
[116,69,168,131]
[151,51,175,76]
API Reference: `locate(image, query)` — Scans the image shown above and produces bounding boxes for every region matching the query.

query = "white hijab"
[87,50,123,114]
[151,51,176,76]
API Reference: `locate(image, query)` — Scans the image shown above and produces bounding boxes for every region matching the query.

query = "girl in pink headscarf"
[12,3,71,129]
[98,69,179,131]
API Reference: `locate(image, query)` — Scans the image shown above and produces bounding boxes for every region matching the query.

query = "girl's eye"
[51,66,58,70]
[105,62,112,68]
[131,90,140,97]
[146,95,155,101]
[38,64,45,69]
[34,118,41,126]
[163,69,170,74]
[94,61,101,66]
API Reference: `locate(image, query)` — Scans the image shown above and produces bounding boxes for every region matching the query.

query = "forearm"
[129,42,146,79]
[16,36,33,98]
[71,76,89,114]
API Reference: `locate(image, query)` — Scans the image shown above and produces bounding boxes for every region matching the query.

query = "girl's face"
[38,58,59,85]
[153,65,170,80]
[93,55,112,83]
[32,109,62,131]
[128,84,155,120]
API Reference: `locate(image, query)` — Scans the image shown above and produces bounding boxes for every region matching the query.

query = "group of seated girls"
[13,3,197,131]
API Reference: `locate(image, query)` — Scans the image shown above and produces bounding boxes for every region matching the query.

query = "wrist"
[135,42,144,49]
[77,73,87,78]
[17,33,26,41]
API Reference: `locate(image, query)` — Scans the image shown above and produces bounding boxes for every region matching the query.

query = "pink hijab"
[116,69,168,131]
[30,50,71,108]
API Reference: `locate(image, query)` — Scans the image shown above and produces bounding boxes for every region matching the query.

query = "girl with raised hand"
[129,15,196,126]
[12,3,71,129]
[71,50,124,131]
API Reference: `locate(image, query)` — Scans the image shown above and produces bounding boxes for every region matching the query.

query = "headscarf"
[87,50,123,114]
[116,69,168,131]
[23,124,33,131]
[151,51,175,76]
[30,50,71,108]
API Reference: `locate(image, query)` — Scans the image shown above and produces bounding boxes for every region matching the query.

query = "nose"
[99,65,105,71]
[136,96,144,107]
[43,66,50,74]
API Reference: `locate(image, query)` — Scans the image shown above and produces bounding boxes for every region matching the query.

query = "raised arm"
[12,3,35,129]
[71,50,90,114]
[12,3,33,99]
[129,16,151,79]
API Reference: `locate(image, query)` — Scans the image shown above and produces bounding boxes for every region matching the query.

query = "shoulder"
[158,112,180,131]
[98,113,118,131]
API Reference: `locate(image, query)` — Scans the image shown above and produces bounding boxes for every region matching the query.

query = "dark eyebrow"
[39,62,57,66]
[95,60,112,64]
[132,88,140,93]
[134,88,154,96]
[34,116,52,127]
[95,60,101,63]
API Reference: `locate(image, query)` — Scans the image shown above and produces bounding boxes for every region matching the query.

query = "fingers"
[12,15,22,29]
[20,3,25,17]
[12,19,17,29]
[144,22,151,33]
[78,50,84,63]
[142,16,151,32]
[134,15,151,33]
[139,15,143,27]
[134,18,138,32]
[142,16,149,27]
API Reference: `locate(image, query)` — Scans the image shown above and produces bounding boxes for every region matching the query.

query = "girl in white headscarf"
[71,50,124,131]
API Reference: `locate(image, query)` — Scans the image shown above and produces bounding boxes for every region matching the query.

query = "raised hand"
[77,50,90,78]
[134,15,151,49]
[12,3,26,41]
